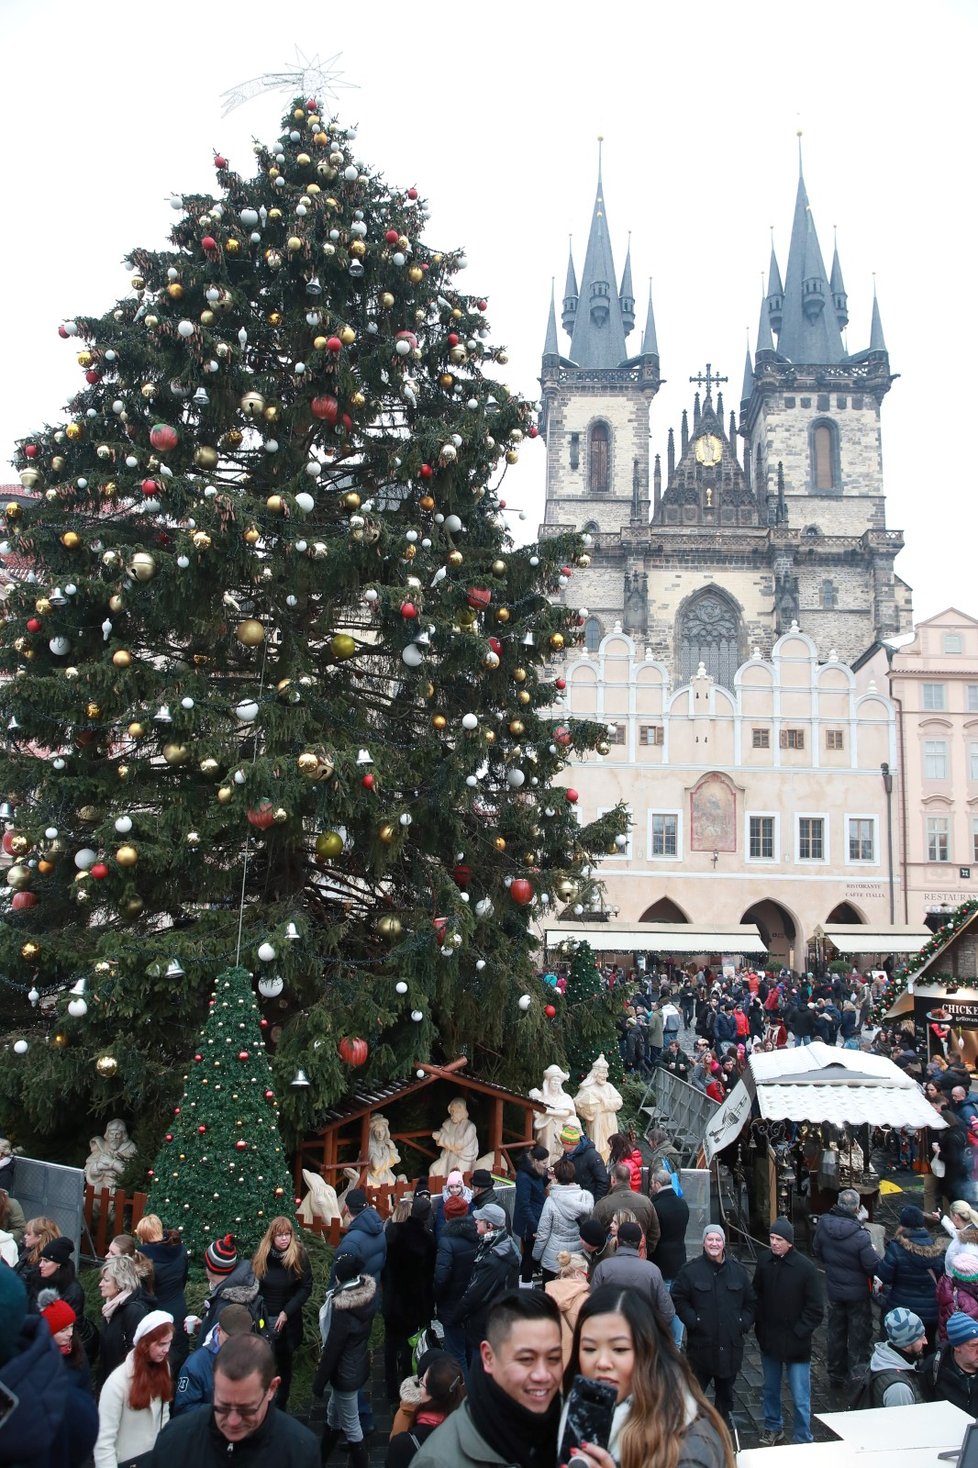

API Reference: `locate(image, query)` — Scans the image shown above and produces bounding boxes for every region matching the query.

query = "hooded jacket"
[937,1271,978,1341]
[137,1235,189,1326]
[533,1183,594,1274]
[591,1247,676,1324]
[455,1229,520,1345]
[314,1273,376,1393]
[867,1339,924,1406]
[331,1205,387,1287]
[512,1153,548,1238]
[383,1214,436,1336]
[812,1206,882,1303]
[433,1216,479,1318]
[564,1136,608,1201]
[753,1245,824,1362]
[877,1227,946,1324]
[672,1252,755,1378]
[0,1314,98,1468]
[93,1350,169,1468]
[149,1401,318,1466]
[650,1187,690,1279]
[544,1276,590,1366]
[197,1260,262,1342]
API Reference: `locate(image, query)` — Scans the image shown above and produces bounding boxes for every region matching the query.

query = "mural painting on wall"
[690,773,737,851]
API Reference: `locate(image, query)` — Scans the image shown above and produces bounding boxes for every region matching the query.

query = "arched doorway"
[741,900,798,970]
[639,897,689,924]
[825,901,865,924]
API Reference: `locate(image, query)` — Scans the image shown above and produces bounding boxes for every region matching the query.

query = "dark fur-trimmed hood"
[330,1274,377,1311]
[893,1227,947,1261]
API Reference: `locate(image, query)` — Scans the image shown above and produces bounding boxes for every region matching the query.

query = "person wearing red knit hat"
[39,1288,91,1384]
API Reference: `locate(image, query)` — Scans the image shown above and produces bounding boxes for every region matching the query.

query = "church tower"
[539,149,661,575]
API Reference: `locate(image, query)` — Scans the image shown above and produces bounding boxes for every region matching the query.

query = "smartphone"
[558,1374,618,1463]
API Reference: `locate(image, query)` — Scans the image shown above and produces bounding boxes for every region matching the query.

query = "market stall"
[886,901,978,1066]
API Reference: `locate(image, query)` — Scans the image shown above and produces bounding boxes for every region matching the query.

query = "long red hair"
[129,1323,174,1412]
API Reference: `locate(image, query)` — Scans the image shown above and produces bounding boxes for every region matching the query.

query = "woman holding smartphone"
[562,1286,733,1468]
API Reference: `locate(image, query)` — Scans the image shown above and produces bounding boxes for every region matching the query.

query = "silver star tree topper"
[220,47,354,117]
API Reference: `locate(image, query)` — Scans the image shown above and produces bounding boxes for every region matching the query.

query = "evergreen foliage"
[563,941,624,1086]
[0,97,627,1153]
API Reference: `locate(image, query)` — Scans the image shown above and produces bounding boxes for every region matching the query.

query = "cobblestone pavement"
[297,1154,926,1463]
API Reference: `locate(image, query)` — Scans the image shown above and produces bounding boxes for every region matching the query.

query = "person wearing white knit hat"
[94,1311,174,1468]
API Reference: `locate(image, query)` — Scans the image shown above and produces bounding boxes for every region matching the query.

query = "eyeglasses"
[213,1398,267,1421]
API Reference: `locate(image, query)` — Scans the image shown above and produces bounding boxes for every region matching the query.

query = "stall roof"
[544,921,764,954]
[823,924,931,955]
[745,1042,946,1128]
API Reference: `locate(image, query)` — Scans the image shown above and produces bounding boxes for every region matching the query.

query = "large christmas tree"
[0,97,626,1155]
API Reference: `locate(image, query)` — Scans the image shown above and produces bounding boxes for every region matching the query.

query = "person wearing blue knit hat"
[923,1310,978,1414]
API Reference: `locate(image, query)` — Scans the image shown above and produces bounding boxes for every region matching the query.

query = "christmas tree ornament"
[95,1055,118,1076]
[338,1036,368,1066]
[115,845,138,867]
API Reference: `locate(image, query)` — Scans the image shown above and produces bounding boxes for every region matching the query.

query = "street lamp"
[881,762,895,925]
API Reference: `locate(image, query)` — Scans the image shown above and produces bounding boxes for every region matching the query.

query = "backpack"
[849,1365,922,1410]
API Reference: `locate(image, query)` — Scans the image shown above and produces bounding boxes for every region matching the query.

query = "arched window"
[588,423,610,494]
[584,617,602,653]
[676,588,744,690]
[581,520,600,536]
[821,579,837,609]
[811,419,840,492]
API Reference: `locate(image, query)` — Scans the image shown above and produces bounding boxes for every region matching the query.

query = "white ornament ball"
[257,975,284,998]
[506,769,526,789]
[74,848,97,870]
[49,636,70,656]
[461,713,479,731]
[518,995,532,1011]
[410,1009,424,1022]
[402,644,424,668]
[13,1040,28,1055]
[294,492,315,513]
[177,320,195,338]
[68,998,88,1018]
[395,981,408,994]
[257,942,277,963]
[114,816,133,834]
[235,700,259,722]
[444,514,462,533]
[475,959,486,971]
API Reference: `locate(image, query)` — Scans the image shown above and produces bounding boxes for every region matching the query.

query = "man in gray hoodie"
[591,1222,676,1329]
[866,1308,927,1406]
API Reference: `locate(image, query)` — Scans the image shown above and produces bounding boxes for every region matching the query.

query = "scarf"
[102,1286,134,1321]
[466,1354,561,1468]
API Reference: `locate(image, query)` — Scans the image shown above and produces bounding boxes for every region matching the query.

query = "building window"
[780,728,805,750]
[588,423,610,493]
[676,587,744,691]
[811,420,839,491]
[651,814,678,857]
[826,729,845,750]
[607,724,626,745]
[798,817,825,861]
[749,816,775,859]
[583,617,602,653]
[968,685,978,712]
[569,433,580,471]
[820,579,838,609]
[848,818,875,862]
[944,634,964,653]
[641,725,665,746]
[752,728,770,749]
[971,743,978,781]
[927,816,950,863]
[922,683,946,711]
[924,740,949,780]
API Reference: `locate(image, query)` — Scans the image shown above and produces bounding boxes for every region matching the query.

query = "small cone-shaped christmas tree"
[563,941,624,1087]
[147,966,294,1255]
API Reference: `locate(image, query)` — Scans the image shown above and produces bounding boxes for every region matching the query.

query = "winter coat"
[753,1246,824,1362]
[432,1217,479,1319]
[936,1272,978,1341]
[149,1402,318,1466]
[812,1206,882,1303]
[0,1314,98,1468]
[455,1230,520,1346]
[94,1350,169,1468]
[138,1236,189,1329]
[650,1188,690,1279]
[613,1146,645,1194]
[867,1340,925,1406]
[695,1007,716,1041]
[173,1335,219,1415]
[314,1273,376,1393]
[592,1182,660,1250]
[558,1394,729,1468]
[383,1216,436,1336]
[877,1227,946,1325]
[786,1005,814,1039]
[197,1259,263,1343]
[533,1183,594,1275]
[673,1252,755,1378]
[411,1401,515,1468]
[256,1246,313,1347]
[923,1344,978,1415]
[591,1247,676,1324]
[544,1275,590,1366]
[98,1289,151,1387]
[565,1136,609,1200]
[625,1025,646,1068]
[512,1154,547,1238]
[659,1049,691,1080]
[25,1261,85,1317]
[714,1011,737,1045]
[331,1205,387,1286]
[936,1119,971,1195]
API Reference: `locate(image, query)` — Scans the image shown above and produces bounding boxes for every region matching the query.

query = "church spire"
[741,344,754,405]
[568,141,629,368]
[768,234,784,336]
[543,281,559,360]
[620,237,635,338]
[756,291,775,356]
[641,281,659,359]
[776,152,846,364]
[869,283,887,354]
[830,230,848,330]
[561,239,578,336]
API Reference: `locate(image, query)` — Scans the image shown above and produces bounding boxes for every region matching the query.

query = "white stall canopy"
[822,924,931,955]
[544,921,764,954]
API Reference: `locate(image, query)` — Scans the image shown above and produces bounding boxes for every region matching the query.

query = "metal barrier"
[641,1070,718,1166]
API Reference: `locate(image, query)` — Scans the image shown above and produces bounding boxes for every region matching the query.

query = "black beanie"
[769,1217,795,1244]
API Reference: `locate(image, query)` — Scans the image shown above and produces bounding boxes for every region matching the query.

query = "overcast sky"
[1,1,973,629]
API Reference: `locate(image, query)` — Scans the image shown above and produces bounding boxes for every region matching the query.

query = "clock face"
[694,433,723,467]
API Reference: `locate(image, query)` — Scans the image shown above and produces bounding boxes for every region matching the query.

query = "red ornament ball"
[311,394,339,423]
[545,1004,557,1018]
[197,1124,207,1134]
[235,1139,247,1151]
[528,424,539,438]
[11,892,36,909]
[24,444,38,459]
[193,1054,203,1063]
[201,236,217,252]
[407,188,418,200]
[25,617,41,634]
[400,602,418,619]
[419,463,433,479]
[361,773,375,790]
[237,1050,250,1062]
[447,333,459,347]
[141,478,161,497]
[85,369,101,384]
[173,1106,181,1115]
[554,678,567,690]
[213,154,227,169]
[339,1035,369,1066]
[326,336,342,353]
[565,789,579,804]
[165,1133,173,1143]
[259,1018,269,1029]
[477,299,488,311]
[385,229,399,244]
[149,423,178,452]
[89,862,109,880]
[510,878,533,907]
[264,1089,274,1100]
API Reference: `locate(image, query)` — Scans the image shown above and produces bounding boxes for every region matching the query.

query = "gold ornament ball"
[315,831,344,859]
[223,429,243,447]
[199,758,219,776]
[439,374,454,391]
[8,834,29,856]
[120,896,143,918]
[95,1055,118,1077]
[117,764,130,779]
[192,531,212,550]
[597,740,610,756]
[513,667,527,683]
[484,728,496,742]
[496,608,511,624]
[577,553,591,568]
[343,492,361,511]
[266,495,285,513]
[330,634,357,661]
[85,702,101,719]
[65,422,82,441]
[375,915,403,941]
[127,722,145,738]
[549,632,565,650]
[20,941,39,960]
[340,326,356,345]
[217,786,233,803]
[235,619,265,648]
[267,311,282,326]
[505,450,519,465]
[200,310,215,326]
[115,844,138,867]
[131,275,145,291]
[432,713,447,730]
[77,805,99,823]
[349,240,366,259]
[272,807,289,824]
[166,282,184,299]
[140,383,156,399]
[492,560,507,574]
[297,752,321,778]
[378,823,396,844]
[225,238,240,255]
[112,649,132,668]
[447,551,464,568]
[6,865,32,890]
[61,531,81,549]
[129,553,156,582]
[194,447,219,470]
[163,743,190,766]
[483,651,500,670]
[243,527,261,546]
[108,595,124,613]
[494,837,506,851]
[52,1033,69,1050]
[34,597,52,615]
[518,690,531,705]
[407,265,423,283]
[508,720,525,736]
[287,236,302,252]
[313,335,329,350]
[263,405,279,423]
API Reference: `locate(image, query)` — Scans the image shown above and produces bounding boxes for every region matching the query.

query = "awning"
[544,921,765,954]
[747,1042,947,1129]
[822,924,931,955]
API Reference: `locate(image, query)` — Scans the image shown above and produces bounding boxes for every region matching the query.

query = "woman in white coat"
[533,1156,594,1282]
[94,1310,173,1468]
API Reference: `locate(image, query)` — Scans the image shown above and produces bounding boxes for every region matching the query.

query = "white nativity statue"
[528,1064,579,1163]
[431,1096,479,1178]
[573,1054,624,1163]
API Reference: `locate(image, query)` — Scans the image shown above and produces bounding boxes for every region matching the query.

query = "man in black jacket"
[557,1123,608,1201]
[812,1187,882,1386]
[673,1224,755,1428]
[453,1205,520,1363]
[922,1309,978,1415]
[753,1218,824,1445]
[150,1334,318,1466]
[649,1168,690,1347]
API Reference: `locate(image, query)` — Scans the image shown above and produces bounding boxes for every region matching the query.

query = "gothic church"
[539,157,913,684]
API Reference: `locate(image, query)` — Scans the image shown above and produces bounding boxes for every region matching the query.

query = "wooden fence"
[83,1184,149,1258]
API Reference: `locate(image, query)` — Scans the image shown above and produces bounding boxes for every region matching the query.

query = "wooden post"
[490,1098,503,1172]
